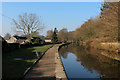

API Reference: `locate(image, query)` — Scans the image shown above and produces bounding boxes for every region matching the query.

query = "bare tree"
[46,30,53,39]
[13,13,44,39]
[58,28,68,42]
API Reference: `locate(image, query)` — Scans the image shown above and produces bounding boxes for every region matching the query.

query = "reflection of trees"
[59,44,120,78]
[59,46,70,58]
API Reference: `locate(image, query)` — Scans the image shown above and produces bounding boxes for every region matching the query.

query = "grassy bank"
[89,42,120,53]
[2,44,53,80]
[84,39,120,53]
[57,43,65,46]
[99,43,120,52]
[83,40,120,61]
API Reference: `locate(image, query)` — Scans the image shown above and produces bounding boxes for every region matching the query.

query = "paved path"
[24,45,57,80]
[24,45,67,80]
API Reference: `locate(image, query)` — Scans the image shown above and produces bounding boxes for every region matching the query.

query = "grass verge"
[57,43,65,46]
[2,44,53,80]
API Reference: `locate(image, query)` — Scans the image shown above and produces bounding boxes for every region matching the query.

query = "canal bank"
[56,43,71,80]
[59,44,120,79]
[85,43,120,61]
[83,40,120,61]
[23,44,68,80]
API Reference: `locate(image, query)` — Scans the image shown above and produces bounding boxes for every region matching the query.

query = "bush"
[32,39,40,45]
[2,37,11,53]
[24,41,32,46]
[33,38,40,44]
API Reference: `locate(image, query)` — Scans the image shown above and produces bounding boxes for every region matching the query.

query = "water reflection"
[59,44,120,79]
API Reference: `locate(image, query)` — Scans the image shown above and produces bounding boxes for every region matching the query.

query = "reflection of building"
[6,36,27,44]
[45,38,51,42]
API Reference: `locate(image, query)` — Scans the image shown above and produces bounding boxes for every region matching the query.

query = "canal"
[59,44,120,79]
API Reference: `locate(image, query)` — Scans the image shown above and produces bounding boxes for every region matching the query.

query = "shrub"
[32,38,41,45]
[34,39,40,44]
[24,41,32,45]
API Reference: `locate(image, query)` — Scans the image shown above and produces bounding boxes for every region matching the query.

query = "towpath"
[24,45,67,80]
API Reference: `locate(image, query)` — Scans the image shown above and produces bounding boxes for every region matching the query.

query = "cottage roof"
[0,36,8,44]
[16,40,25,44]
[13,36,27,40]
[32,37,40,39]
[45,38,51,40]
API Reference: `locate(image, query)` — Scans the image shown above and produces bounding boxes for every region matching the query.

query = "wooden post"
[36,49,39,58]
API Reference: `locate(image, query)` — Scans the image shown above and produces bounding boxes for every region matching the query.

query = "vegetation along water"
[59,44,120,79]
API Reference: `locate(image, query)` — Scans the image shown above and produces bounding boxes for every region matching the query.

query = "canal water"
[59,44,120,79]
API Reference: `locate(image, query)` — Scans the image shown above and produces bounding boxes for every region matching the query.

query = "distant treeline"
[54,2,119,44]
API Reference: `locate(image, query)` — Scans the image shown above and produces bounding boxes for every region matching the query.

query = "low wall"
[56,43,71,80]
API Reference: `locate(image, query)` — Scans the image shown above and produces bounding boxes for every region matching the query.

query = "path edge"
[55,43,70,80]
[23,45,54,79]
